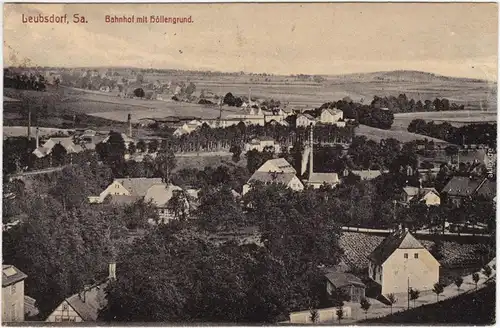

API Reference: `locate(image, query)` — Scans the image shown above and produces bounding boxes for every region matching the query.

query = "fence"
[289,306,352,324]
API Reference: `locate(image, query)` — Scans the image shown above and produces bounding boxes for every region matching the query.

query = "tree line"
[4,73,48,91]
[408,120,496,148]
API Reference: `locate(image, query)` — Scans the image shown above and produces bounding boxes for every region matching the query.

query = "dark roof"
[476,179,496,199]
[368,230,424,265]
[325,272,365,288]
[2,265,28,287]
[65,281,108,321]
[442,177,496,199]
[248,171,298,185]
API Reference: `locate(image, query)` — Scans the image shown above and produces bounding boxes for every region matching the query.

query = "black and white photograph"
[2,2,497,325]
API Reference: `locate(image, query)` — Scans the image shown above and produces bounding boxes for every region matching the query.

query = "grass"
[355,125,450,144]
[392,110,497,131]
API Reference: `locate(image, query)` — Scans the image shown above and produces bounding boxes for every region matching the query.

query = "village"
[2,74,497,324]
[2,2,498,324]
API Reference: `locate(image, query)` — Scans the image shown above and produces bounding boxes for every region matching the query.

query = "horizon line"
[4,66,497,83]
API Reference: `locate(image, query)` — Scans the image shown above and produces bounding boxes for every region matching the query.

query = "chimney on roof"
[109,262,116,281]
[35,126,40,149]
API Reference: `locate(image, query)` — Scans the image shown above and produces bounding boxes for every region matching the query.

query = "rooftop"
[248,171,297,186]
[114,178,164,197]
[65,281,108,321]
[368,230,424,265]
[308,172,340,185]
[325,272,365,288]
[2,265,28,287]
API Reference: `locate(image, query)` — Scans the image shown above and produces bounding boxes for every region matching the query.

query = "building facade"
[2,265,27,323]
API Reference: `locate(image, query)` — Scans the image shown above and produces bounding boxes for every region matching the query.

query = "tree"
[229,144,242,163]
[430,240,444,260]
[432,283,444,302]
[482,265,492,280]
[51,143,67,166]
[336,306,344,324]
[137,140,147,153]
[360,298,371,319]
[472,273,480,289]
[309,309,319,323]
[455,277,464,291]
[133,88,145,98]
[386,293,397,314]
[154,148,177,183]
[409,288,420,308]
[128,142,137,155]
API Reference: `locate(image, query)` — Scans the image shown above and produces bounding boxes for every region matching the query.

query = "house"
[320,108,343,125]
[244,137,281,153]
[308,172,340,189]
[325,272,366,303]
[173,120,203,137]
[242,171,304,195]
[367,227,440,295]
[45,282,108,322]
[296,113,316,127]
[2,265,27,322]
[256,158,296,174]
[100,133,135,149]
[401,187,440,206]
[90,178,163,204]
[144,184,190,223]
[441,176,496,207]
[349,169,382,180]
[32,137,84,158]
[45,263,116,323]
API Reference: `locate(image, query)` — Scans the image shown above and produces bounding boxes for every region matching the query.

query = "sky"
[3,3,498,80]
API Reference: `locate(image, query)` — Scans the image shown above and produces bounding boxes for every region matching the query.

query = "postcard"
[2,2,497,325]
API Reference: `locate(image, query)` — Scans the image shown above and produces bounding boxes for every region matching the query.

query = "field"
[3,126,73,138]
[355,125,450,144]
[392,110,497,131]
[4,71,497,133]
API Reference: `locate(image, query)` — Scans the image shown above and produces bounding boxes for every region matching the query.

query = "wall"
[45,300,83,322]
[289,306,352,324]
[2,281,25,322]
[382,248,440,295]
[99,181,130,201]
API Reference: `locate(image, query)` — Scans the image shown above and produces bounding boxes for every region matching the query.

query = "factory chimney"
[127,114,132,138]
[309,123,314,178]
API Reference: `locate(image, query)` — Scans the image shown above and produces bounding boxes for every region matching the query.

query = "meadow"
[355,124,450,144]
[391,110,498,132]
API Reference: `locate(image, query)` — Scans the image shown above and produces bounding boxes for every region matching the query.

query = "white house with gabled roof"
[368,227,440,295]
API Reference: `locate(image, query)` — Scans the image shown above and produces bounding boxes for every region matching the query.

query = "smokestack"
[35,126,40,149]
[108,262,116,281]
[309,123,314,178]
[127,114,132,138]
[27,110,31,140]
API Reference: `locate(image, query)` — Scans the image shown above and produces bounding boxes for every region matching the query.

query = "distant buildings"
[173,120,203,137]
[244,137,281,153]
[320,108,345,127]
[89,178,193,223]
[400,187,441,206]
[89,177,163,204]
[32,137,84,159]
[242,158,303,195]
[347,169,383,181]
[442,176,496,207]
[296,113,316,127]
[368,227,440,295]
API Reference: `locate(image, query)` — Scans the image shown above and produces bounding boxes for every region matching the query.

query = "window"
[11,284,16,295]
[62,304,68,311]
[414,253,419,259]
[404,253,408,259]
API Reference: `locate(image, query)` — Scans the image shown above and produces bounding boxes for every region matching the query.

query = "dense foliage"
[408,120,496,148]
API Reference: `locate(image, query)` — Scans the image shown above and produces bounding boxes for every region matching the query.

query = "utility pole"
[407,277,410,310]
